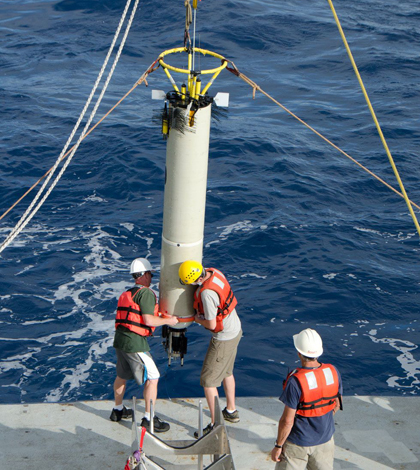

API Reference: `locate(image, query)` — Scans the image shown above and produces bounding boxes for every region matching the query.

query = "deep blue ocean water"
[1,0,419,405]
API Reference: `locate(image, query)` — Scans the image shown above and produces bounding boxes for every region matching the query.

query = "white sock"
[114,404,123,411]
[144,412,151,421]
[226,409,236,413]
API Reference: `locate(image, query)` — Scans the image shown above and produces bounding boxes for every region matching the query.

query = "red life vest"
[193,268,237,333]
[283,363,339,417]
[115,287,158,336]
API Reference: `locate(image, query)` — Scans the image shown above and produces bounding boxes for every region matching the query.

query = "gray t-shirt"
[200,288,241,341]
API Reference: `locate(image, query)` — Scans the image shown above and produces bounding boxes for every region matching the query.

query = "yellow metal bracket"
[158,47,228,97]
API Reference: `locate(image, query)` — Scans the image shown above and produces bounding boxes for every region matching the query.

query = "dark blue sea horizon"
[1,0,419,405]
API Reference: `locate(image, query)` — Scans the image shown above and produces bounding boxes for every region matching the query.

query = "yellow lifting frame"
[158,47,228,97]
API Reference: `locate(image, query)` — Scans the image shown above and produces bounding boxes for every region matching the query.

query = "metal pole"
[192,8,197,71]
[150,399,154,434]
[131,396,139,452]
[198,399,203,469]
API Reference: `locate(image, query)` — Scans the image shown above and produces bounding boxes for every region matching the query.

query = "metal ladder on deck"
[127,396,235,470]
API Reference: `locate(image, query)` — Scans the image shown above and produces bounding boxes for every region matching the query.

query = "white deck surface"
[0,396,418,469]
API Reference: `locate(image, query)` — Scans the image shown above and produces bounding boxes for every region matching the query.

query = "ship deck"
[0,396,418,469]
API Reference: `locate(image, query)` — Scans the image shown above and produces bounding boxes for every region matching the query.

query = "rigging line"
[225,64,420,212]
[0,0,135,250]
[0,0,141,254]
[326,0,420,236]
[0,60,160,224]
[184,0,192,49]
[192,2,197,70]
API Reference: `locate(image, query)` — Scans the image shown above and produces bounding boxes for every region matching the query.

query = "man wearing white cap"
[110,258,179,432]
[271,328,343,469]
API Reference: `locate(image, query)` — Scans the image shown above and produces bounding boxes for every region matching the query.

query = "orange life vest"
[115,287,158,336]
[283,363,339,417]
[193,268,237,333]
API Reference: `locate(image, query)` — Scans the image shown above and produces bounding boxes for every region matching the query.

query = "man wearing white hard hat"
[271,328,343,469]
[110,258,179,432]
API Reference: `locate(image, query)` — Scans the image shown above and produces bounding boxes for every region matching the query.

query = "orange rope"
[0,59,160,222]
[226,64,420,212]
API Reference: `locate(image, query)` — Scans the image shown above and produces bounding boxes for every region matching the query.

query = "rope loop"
[0,0,148,252]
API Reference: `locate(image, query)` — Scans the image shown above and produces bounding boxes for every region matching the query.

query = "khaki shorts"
[200,330,242,388]
[275,436,335,470]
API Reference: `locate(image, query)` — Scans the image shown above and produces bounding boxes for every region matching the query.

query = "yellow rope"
[326,0,420,235]
[0,60,160,222]
[225,62,420,213]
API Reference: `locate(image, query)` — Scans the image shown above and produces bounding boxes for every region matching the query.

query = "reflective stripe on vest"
[115,287,156,336]
[283,364,339,417]
[193,268,238,333]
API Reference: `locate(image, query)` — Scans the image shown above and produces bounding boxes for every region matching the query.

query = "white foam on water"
[80,192,105,204]
[205,219,269,248]
[323,273,338,280]
[120,223,135,231]
[240,272,267,279]
[1,223,159,402]
[0,223,48,248]
[22,318,56,326]
[366,331,420,391]
[45,336,114,402]
[41,226,160,401]
[353,226,383,236]
[353,226,417,242]
[205,239,220,247]
[15,264,35,275]
[217,220,254,238]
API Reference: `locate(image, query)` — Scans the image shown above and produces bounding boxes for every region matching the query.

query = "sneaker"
[222,407,240,423]
[110,406,133,422]
[194,423,214,439]
[140,415,170,433]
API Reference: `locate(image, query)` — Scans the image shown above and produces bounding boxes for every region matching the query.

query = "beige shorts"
[275,436,335,470]
[200,330,242,388]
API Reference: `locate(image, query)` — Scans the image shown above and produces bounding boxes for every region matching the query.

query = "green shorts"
[200,330,242,388]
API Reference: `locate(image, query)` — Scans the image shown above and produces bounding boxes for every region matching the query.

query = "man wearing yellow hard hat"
[179,260,242,437]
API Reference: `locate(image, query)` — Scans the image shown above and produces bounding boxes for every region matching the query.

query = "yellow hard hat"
[179,260,203,285]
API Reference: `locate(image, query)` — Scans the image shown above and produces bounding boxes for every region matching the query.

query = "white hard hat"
[293,328,323,358]
[130,258,153,275]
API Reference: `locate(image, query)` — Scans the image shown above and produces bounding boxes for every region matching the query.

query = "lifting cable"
[326,0,420,235]
[0,0,142,254]
[226,62,420,215]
